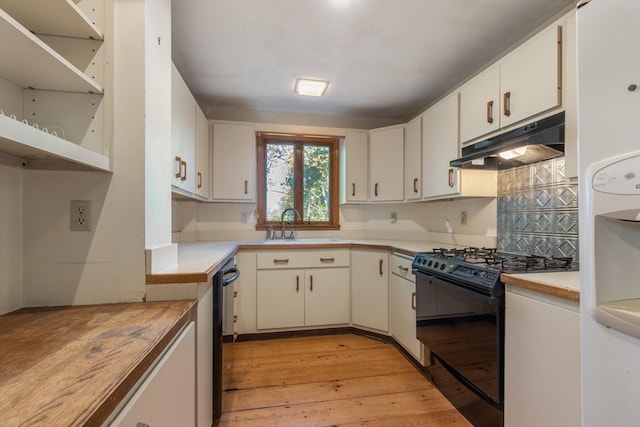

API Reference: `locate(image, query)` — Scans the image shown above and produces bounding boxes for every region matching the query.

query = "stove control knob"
[440,263,446,271]
[433,262,440,269]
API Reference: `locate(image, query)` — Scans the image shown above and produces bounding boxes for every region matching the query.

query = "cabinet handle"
[174,156,182,178]
[181,160,187,181]
[296,275,300,292]
[233,314,238,322]
[486,100,494,124]
[320,257,335,262]
[310,275,313,292]
[273,258,289,264]
[352,183,356,197]
[503,91,511,117]
[448,168,455,188]
[379,259,384,276]
[411,292,416,310]
[375,182,379,197]
[413,178,418,193]
[397,265,409,272]
[197,172,203,189]
[233,291,238,298]
[244,180,248,195]
[135,423,150,427]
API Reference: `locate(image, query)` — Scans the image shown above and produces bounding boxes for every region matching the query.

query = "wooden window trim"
[256,132,341,231]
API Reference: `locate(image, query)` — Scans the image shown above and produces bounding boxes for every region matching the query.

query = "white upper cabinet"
[339,130,368,203]
[0,1,109,171]
[422,92,496,200]
[404,116,422,201]
[212,121,256,201]
[369,125,404,202]
[195,106,210,199]
[460,21,563,144]
[171,64,197,194]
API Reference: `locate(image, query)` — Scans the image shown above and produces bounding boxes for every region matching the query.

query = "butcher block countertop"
[501,271,580,302]
[0,300,197,426]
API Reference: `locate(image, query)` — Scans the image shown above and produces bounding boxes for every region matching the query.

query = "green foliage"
[265,142,330,222]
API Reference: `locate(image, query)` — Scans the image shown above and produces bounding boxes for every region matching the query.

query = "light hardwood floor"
[218,333,472,426]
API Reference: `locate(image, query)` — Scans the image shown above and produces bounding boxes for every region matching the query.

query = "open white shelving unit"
[0,1,109,171]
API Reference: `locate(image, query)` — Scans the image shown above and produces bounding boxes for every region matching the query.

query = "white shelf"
[0,0,103,40]
[0,9,103,94]
[0,114,110,171]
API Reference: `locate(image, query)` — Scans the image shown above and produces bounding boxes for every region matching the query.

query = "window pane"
[303,144,330,222]
[265,143,294,221]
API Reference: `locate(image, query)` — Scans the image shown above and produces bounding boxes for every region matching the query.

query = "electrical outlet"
[460,211,467,225]
[70,200,92,231]
[390,212,397,223]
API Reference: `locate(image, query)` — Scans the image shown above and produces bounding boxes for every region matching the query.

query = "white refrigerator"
[578,0,640,426]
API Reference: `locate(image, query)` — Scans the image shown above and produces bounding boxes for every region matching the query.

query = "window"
[256,132,340,231]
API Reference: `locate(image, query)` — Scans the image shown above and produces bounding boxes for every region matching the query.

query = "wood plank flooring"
[218,333,472,426]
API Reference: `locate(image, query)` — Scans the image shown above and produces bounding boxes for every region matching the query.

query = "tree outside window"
[256,133,340,231]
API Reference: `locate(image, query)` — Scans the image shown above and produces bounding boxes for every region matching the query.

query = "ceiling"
[171,0,576,122]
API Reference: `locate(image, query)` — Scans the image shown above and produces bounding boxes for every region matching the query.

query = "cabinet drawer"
[257,249,349,269]
[391,254,415,283]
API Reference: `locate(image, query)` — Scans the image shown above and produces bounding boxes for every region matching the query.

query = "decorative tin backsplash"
[497,157,579,260]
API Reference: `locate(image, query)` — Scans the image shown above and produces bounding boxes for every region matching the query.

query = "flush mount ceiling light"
[294,78,329,97]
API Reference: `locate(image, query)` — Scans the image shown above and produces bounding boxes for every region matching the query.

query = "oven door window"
[416,273,503,404]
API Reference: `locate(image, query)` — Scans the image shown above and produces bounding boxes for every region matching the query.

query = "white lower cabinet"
[505,288,580,427]
[108,321,196,427]
[256,250,350,330]
[351,249,389,332]
[389,254,424,364]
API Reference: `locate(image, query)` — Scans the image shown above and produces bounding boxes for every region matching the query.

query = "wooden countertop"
[501,271,580,302]
[145,239,456,285]
[0,300,197,426]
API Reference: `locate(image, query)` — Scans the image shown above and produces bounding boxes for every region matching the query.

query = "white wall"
[0,164,23,314]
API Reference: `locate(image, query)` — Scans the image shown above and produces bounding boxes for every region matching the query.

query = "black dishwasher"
[213,257,239,421]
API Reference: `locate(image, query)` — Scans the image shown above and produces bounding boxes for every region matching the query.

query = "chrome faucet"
[280,207,302,239]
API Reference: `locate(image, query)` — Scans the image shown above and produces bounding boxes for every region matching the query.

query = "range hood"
[450,111,565,169]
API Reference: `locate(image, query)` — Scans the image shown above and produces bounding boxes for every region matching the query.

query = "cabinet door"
[404,116,422,201]
[304,268,350,326]
[351,250,389,332]
[340,130,368,203]
[389,274,422,363]
[195,105,210,199]
[212,122,256,201]
[256,269,305,329]
[422,93,461,199]
[500,24,562,128]
[112,322,196,426]
[459,64,500,143]
[505,290,580,427]
[171,64,196,193]
[369,126,404,202]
